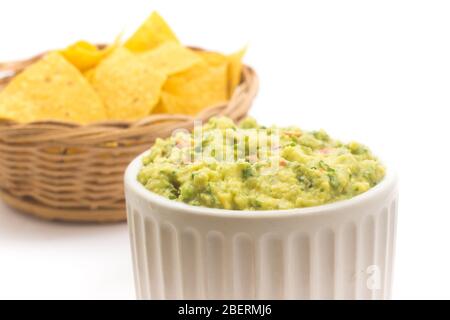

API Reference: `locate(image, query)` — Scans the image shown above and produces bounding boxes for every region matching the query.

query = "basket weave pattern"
[0,51,258,222]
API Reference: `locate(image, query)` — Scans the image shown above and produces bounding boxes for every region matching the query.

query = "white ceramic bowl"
[124,153,398,300]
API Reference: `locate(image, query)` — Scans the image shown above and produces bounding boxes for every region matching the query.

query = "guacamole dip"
[137,117,385,210]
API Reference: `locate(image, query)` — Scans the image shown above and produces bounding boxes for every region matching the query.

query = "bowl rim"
[125,151,398,219]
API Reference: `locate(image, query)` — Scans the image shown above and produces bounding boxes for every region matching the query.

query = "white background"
[1,0,449,299]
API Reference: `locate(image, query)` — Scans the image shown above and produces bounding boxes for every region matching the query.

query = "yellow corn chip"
[151,100,167,114]
[124,12,179,53]
[227,47,247,97]
[139,42,201,75]
[83,68,95,81]
[60,40,117,72]
[90,48,166,120]
[0,52,106,123]
[195,48,246,97]
[196,50,228,67]
[0,94,36,122]
[157,59,228,115]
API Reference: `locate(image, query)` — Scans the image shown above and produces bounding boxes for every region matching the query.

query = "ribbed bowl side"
[125,186,398,300]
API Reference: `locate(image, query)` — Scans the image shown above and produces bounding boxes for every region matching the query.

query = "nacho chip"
[0,94,36,122]
[60,40,117,72]
[157,59,228,115]
[0,52,106,123]
[227,47,247,96]
[83,68,95,82]
[196,50,228,67]
[139,42,201,75]
[90,48,166,120]
[151,100,167,114]
[124,12,179,52]
[195,48,246,98]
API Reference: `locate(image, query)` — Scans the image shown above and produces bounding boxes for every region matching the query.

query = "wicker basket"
[0,48,258,222]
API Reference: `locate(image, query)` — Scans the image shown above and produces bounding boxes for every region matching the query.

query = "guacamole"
[137,117,385,210]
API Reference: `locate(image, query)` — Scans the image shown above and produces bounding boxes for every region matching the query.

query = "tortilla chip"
[90,48,166,120]
[0,94,36,122]
[151,100,166,114]
[139,42,201,75]
[157,59,228,115]
[83,68,95,82]
[60,40,118,72]
[0,52,106,123]
[196,50,228,67]
[124,12,179,52]
[227,47,247,96]
[194,49,246,98]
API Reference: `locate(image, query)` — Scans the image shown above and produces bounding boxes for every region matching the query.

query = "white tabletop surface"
[2,0,450,299]
[0,201,135,299]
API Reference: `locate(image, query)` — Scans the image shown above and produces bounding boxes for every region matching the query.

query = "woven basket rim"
[0,45,257,128]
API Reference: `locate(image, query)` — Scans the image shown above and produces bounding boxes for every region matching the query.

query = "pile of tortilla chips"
[0,12,246,123]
